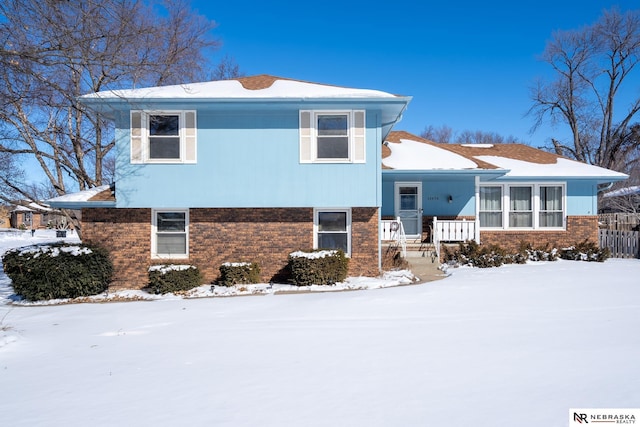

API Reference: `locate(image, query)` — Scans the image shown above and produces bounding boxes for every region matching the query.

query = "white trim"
[479,182,566,230]
[313,208,352,256]
[151,209,189,259]
[132,110,197,164]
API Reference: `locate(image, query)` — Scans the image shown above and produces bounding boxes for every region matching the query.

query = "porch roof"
[47,185,115,209]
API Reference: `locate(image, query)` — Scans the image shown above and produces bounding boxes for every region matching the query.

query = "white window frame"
[313,208,352,256]
[132,110,196,164]
[479,183,566,230]
[151,209,189,259]
[300,110,365,164]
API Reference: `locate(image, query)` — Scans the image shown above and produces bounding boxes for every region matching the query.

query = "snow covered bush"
[519,242,558,262]
[444,241,560,268]
[559,240,610,262]
[218,262,260,286]
[288,250,349,286]
[444,241,517,268]
[146,265,202,294]
[2,243,112,301]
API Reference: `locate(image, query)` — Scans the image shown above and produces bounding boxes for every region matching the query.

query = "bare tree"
[0,0,219,201]
[421,125,454,143]
[421,125,522,144]
[210,55,245,80]
[529,8,640,172]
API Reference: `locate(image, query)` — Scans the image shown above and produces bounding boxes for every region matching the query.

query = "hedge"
[146,265,202,294]
[288,250,349,286]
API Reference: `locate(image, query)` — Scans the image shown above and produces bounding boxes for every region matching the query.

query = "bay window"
[479,184,565,229]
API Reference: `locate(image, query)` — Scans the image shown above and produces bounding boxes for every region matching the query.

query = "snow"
[289,249,339,259]
[81,79,398,100]
[47,184,110,203]
[383,138,479,170]
[1,231,639,427]
[604,185,640,197]
[476,155,629,178]
[148,264,195,274]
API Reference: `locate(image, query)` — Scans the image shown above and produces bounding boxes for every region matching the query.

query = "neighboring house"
[9,203,50,229]
[49,75,411,288]
[47,75,627,289]
[0,205,10,229]
[381,131,627,250]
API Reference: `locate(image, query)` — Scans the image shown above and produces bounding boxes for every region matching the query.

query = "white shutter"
[130,111,143,163]
[184,111,197,163]
[299,110,312,163]
[353,110,366,163]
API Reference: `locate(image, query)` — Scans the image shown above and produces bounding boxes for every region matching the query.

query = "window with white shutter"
[299,110,365,164]
[130,110,196,164]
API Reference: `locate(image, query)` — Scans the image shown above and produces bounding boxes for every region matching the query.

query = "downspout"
[597,182,614,193]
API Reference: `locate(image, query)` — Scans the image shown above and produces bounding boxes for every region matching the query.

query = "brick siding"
[479,216,599,251]
[82,207,380,290]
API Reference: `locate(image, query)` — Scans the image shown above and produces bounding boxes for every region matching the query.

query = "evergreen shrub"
[288,250,349,286]
[147,265,202,294]
[2,243,112,301]
[559,240,610,262]
[218,262,261,286]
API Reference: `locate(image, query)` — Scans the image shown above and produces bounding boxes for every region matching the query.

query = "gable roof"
[383,131,628,182]
[80,74,408,101]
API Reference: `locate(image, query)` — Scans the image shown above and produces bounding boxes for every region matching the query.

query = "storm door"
[395,182,422,239]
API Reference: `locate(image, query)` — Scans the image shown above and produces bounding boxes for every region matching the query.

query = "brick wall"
[480,216,599,251]
[82,207,380,290]
[82,208,151,289]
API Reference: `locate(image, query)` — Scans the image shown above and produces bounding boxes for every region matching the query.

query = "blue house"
[49,75,627,288]
[51,75,411,287]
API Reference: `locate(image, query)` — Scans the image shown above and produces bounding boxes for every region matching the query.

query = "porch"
[381,216,477,262]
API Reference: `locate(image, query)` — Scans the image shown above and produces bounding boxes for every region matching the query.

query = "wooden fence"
[598,213,640,231]
[599,229,640,258]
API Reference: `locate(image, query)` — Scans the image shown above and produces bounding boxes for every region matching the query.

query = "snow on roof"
[11,202,51,212]
[475,156,629,179]
[603,185,640,198]
[47,185,111,203]
[383,131,628,180]
[383,138,478,170]
[81,75,400,100]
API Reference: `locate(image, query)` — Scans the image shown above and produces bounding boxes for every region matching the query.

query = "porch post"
[474,176,481,243]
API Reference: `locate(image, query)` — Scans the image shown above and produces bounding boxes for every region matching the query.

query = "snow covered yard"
[1,231,639,426]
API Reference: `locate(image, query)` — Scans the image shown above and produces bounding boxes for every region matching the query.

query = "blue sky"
[193,0,640,148]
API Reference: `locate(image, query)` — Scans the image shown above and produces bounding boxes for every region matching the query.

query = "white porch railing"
[432,216,477,261]
[381,217,407,258]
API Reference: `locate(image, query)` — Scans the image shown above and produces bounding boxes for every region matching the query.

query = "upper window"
[299,110,366,163]
[149,115,180,160]
[479,184,565,230]
[317,114,349,159]
[131,111,197,164]
[314,208,351,255]
[152,210,188,258]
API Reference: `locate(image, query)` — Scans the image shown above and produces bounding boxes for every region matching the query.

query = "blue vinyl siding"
[381,174,600,218]
[381,175,476,217]
[115,107,383,208]
[566,180,598,215]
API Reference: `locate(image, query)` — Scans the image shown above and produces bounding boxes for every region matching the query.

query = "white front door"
[395,182,422,239]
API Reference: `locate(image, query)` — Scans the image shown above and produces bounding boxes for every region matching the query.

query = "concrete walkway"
[406,253,449,283]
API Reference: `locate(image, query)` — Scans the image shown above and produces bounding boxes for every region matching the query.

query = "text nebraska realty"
[574,412,636,424]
